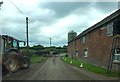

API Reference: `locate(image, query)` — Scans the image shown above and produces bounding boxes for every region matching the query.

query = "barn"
[68,9,120,68]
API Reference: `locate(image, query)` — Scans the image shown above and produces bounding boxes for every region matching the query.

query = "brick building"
[68,9,120,68]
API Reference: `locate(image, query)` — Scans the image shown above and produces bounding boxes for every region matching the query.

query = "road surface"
[2,56,118,80]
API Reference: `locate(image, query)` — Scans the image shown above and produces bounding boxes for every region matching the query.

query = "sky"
[0,0,119,47]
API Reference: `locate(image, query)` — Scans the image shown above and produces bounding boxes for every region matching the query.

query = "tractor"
[0,35,31,74]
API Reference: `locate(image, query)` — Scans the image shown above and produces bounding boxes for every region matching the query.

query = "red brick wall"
[68,27,113,68]
[68,42,73,57]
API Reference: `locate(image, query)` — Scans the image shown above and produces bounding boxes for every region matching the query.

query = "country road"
[2,56,118,80]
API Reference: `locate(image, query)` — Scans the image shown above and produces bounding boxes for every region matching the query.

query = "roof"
[68,30,77,33]
[68,9,120,43]
[1,35,19,41]
[1,35,25,42]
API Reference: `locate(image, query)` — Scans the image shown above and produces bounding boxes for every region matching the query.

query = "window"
[113,48,120,63]
[5,38,12,49]
[82,36,86,44]
[80,35,86,44]
[107,22,113,36]
[73,41,75,46]
[13,40,18,48]
[83,48,88,58]
[80,38,82,43]
[76,49,79,56]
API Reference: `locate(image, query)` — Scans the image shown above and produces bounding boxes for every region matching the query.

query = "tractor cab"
[1,35,25,52]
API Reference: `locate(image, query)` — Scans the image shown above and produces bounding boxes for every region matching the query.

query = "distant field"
[31,55,47,63]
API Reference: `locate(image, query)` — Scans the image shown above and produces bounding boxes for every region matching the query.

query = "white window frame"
[84,48,88,58]
[82,36,86,44]
[107,22,113,36]
[113,49,120,63]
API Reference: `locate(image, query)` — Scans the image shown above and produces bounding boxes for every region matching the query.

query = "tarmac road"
[31,57,92,80]
[2,56,118,80]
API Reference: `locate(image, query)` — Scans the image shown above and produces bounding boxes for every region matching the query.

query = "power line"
[9,0,26,17]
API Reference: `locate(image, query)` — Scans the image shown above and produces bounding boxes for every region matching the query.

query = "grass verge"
[31,55,47,63]
[61,56,119,77]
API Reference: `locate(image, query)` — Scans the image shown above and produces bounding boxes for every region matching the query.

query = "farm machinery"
[0,35,31,74]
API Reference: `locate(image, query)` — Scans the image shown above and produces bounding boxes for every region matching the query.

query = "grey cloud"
[40,2,117,18]
[52,37,68,47]
[92,2,118,13]
[40,2,92,18]
[29,15,56,25]
[2,17,26,40]
[2,1,118,47]
[29,35,50,46]
[118,1,120,9]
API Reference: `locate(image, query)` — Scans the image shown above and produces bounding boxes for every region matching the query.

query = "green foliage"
[20,44,68,55]
[21,49,35,57]
[62,57,119,77]
[31,55,47,63]
[29,45,45,50]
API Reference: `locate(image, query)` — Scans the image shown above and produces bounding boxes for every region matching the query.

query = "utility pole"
[0,2,2,81]
[26,17,29,57]
[0,1,3,10]
[50,38,51,47]
[0,1,3,7]
[49,38,52,56]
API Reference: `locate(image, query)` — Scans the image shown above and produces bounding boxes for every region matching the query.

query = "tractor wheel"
[3,51,19,73]
[22,56,31,68]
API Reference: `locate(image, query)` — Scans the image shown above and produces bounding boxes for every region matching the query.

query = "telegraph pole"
[0,1,3,10]
[50,38,51,47]
[0,1,3,7]
[0,2,3,81]
[49,38,52,56]
[26,17,29,56]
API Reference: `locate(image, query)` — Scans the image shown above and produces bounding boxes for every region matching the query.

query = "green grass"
[62,56,119,77]
[31,55,47,63]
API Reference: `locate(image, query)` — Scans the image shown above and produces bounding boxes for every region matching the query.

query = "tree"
[30,44,45,50]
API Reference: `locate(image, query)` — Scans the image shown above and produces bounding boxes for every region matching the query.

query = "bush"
[65,53,68,57]
[21,49,35,57]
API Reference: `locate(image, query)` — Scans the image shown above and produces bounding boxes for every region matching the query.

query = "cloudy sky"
[0,0,119,47]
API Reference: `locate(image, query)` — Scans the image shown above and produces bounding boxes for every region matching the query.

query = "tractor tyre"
[22,56,31,69]
[3,50,19,73]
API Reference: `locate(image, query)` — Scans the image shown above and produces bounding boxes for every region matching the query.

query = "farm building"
[68,9,120,68]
